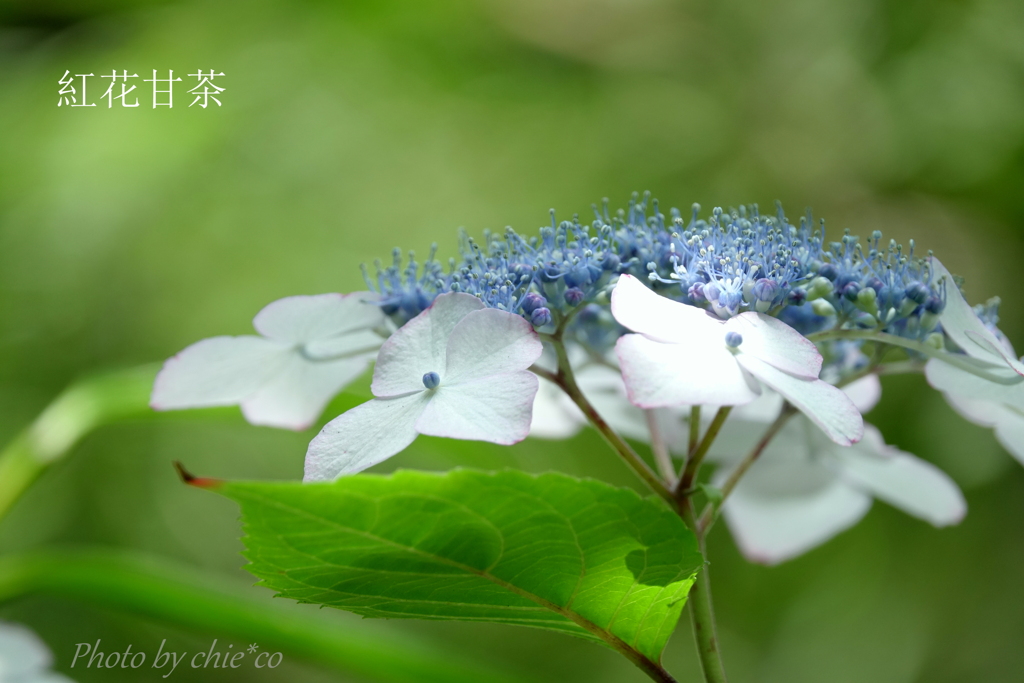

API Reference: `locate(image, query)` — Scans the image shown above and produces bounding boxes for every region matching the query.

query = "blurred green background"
[1,0,1023,681]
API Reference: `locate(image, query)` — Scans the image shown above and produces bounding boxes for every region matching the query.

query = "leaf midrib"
[234,486,670,672]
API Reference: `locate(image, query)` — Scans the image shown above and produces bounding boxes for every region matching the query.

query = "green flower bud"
[899,298,919,317]
[807,276,834,301]
[811,299,836,317]
[851,311,877,327]
[856,287,878,317]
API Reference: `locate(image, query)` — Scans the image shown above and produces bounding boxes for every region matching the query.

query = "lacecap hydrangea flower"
[153,195,1024,570]
[924,258,1024,464]
[612,274,863,446]
[707,383,965,565]
[304,293,542,480]
[152,293,386,429]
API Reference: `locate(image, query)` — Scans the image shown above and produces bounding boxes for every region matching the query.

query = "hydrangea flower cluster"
[363,196,947,382]
[152,194,1023,566]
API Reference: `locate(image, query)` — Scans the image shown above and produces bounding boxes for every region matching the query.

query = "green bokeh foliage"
[1,0,1023,681]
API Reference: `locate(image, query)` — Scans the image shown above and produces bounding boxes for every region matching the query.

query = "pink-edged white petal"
[736,354,863,446]
[831,425,966,526]
[415,372,538,444]
[611,274,720,343]
[722,469,871,565]
[304,392,431,481]
[530,360,690,453]
[371,293,484,397]
[253,292,384,343]
[616,334,760,408]
[725,313,822,379]
[241,354,372,430]
[726,391,787,424]
[930,258,1024,375]
[302,329,386,360]
[942,392,999,428]
[151,336,292,410]
[944,393,1024,465]
[706,402,799,465]
[925,358,1024,410]
[842,374,882,414]
[578,364,652,442]
[443,308,542,385]
[994,413,1024,466]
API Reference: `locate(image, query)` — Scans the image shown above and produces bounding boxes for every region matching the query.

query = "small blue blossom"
[361,194,955,384]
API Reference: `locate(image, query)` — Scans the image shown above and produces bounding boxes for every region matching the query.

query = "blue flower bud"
[703,282,721,303]
[725,331,743,348]
[688,282,707,304]
[531,307,552,327]
[866,277,884,294]
[924,296,944,314]
[818,263,839,281]
[564,288,585,306]
[538,265,562,283]
[716,290,743,318]
[422,371,441,389]
[842,282,861,302]
[788,288,807,305]
[904,281,929,305]
[602,254,621,271]
[521,292,547,314]
[564,265,592,288]
[751,278,779,303]
[834,273,856,290]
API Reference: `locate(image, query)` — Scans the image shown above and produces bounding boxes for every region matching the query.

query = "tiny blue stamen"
[422,372,440,389]
[725,331,743,348]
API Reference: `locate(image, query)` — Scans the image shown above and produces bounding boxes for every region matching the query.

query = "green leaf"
[214,469,701,669]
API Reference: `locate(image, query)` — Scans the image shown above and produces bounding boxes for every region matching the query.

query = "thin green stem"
[547,339,676,507]
[0,437,43,523]
[0,549,518,683]
[681,502,728,683]
[808,328,1022,385]
[688,406,701,456]
[0,365,159,521]
[876,360,925,376]
[697,406,796,534]
[677,407,732,499]
[537,338,732,683]
[645,410,677,488]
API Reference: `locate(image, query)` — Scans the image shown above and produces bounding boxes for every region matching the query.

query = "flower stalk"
[545,337,676,507]
[539,335,735,683]
[681,501,729,683]
[697,405,797,534]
